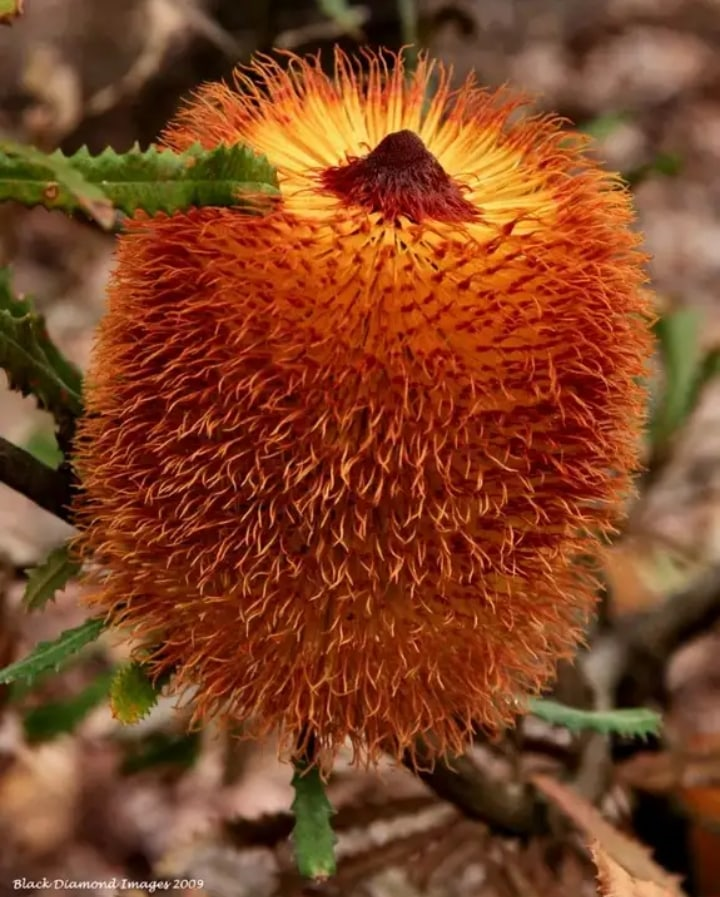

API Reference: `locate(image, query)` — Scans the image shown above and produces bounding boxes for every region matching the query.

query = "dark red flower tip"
[320,129,479,224]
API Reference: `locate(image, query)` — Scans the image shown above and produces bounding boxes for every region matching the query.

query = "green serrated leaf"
[528,698,661,738]
[23,670,113,743]
[650,308,702,450]
[0,267,84,422]
[110,662,161,724]
[0,0,23,24]
[8,646,101,702]
[0,140,114,227]
[0,142,278,219]
[291,762,337,880]
[23,543,80,612]
[0,617,105,686]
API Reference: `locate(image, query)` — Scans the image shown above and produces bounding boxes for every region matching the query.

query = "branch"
[0,435,75,524]
[584,563,720,709]
[404,745,546,837]
[624,563,720,658]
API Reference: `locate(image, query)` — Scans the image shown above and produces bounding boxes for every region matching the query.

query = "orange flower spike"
[74,48,653,768]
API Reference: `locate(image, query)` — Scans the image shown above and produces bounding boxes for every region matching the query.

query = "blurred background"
[1,0,720,895]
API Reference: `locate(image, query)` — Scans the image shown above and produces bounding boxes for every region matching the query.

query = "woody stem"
[0,435,75,524]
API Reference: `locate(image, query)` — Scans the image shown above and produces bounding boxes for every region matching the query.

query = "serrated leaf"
[23,671,113,743]
[0,0,23,24]
[0,267,84,423]
[0,142,278,219]
[528,698,661,738]
[110,662,161,724]
[649,309,702,451]
[291,763,337,880]
[0,140,114,227]
[23,543,80,612]
[0,617,105,686]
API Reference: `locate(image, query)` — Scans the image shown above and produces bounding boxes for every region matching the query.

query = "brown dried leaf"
[592,840,677,897]
[532,774,686,897]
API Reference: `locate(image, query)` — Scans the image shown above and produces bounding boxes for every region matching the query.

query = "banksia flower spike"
[74,48,653,768]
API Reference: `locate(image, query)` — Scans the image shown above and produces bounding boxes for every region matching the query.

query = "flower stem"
[290,741,337,881]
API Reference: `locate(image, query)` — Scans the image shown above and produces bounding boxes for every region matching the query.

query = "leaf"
[649,309,702,450]
[592,840,680,896]
[291,762,337,880]
[23,543,80,612]
[0,267,84,422]
[0,0,23,25]
[533,774,686,897]
[110,662,160,724]
[0,141,115,227]
[23,671,113,743]
[0,617,105,686]
[0,142,278,219]
[24,426,63,468]
[528,698,661,738]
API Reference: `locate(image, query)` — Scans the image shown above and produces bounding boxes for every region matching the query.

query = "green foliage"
[528,698,661,738]
[0,141,115,226]
[23,670,113,743]
[24,427,64,468]
[0,142,278,221]
[0,617,105,686]
[291,762,337,880]
[110,662,161,724]
[120,731,202,775]
[23,543,80,612]
[644,307,720,469]
[649,309,703,452]
[0,267,84,421]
